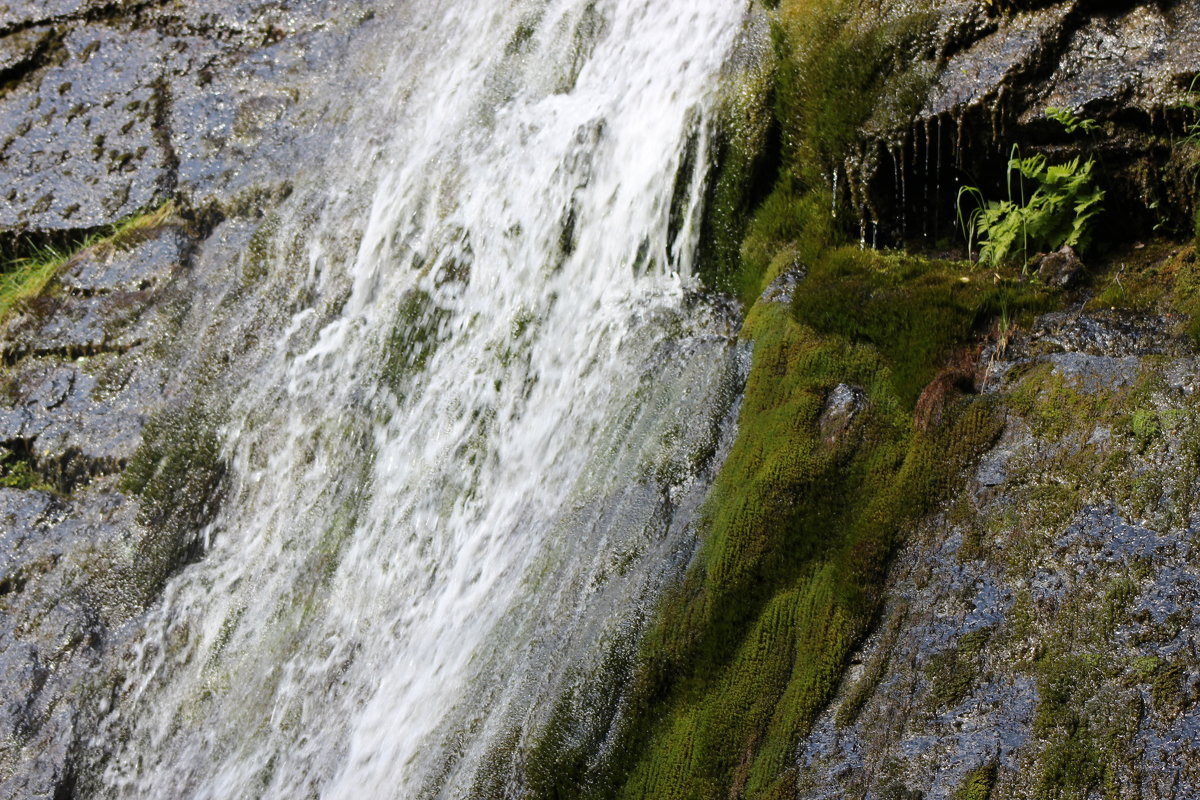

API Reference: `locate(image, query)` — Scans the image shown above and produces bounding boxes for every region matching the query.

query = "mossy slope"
[501,1,1059,795]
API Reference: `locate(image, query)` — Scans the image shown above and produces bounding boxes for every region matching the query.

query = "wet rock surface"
[794,308,1200,799]
[1,0,1199,796]
[0,0,373,232]
[924,0,1200,120]
[0,0,381,795]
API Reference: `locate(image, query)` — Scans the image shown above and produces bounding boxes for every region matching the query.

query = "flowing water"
[96,1,753,796]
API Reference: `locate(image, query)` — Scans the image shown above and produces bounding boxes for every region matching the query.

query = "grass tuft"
[0,201,175,326]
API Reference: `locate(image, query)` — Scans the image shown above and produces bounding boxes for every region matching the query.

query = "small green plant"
[0,202,174,325]
[0,448,52,491]
[1175,75,1200,147]
[1045,106,1099,135]
[1177,77,1200,238]
[957,111,1105,269]
[0,241,73,323]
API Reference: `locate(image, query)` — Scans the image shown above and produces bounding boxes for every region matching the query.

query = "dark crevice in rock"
[51,763,77,800]
[63,277,154,299]
[148,74,178,199]
[0,224,104,263]
[8,431,130,493]
[44,446,127,493]
[177,199,226,243]
[1,436,48,490]
[845,0,1200,249]
[0,572,26,596]
[0,26,64,97]
[0,0,170,39]
[0,338,142,367]
[3,426,130,495]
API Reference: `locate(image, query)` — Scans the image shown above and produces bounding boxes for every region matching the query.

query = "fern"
[1045,106,1099,135]
[958,112,1104,269]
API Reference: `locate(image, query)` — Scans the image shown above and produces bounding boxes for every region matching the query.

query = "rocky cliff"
[3,0,1200,798]
[0,2,375,796]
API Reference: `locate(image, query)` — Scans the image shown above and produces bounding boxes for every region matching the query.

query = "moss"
[380,289,449,394]
[1033,646,1143,800]
[1127,654,1161,683]
[836,601,908,727]
[0,448,52,491]
[1129,408,1161,449]
[1033,652,1107,798]
[99,394,226,617]
[774,0,936,189]
[1005,362,1119,442]
[0,201,175,326]
[1084,243,1200,344]
[121,398,226,547]
[1148,659,1192,715]
[709,0,940,304]
[792,248,1051,407]
[1101,576,1138,638]
[605,281,1006,797]
[1131,608,1192,647]
[925,628,993,711]
[952,764,997,800]
[693,39,778,296]
[241,212,281,287]
[737,178,832,304]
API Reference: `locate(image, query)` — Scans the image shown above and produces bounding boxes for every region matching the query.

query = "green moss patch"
[1083,242,1200,344]
[792,248,1051,406]
[952,764,997,800]
[380,288,450,394]
[774,0,935,188]
[121,398,226,542]
[604,283,1008,798]
[700,0,939,305]
[0,201,175,326]
[0,446,52,491]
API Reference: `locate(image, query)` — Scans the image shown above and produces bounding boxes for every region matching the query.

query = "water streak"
[95,1,750,797]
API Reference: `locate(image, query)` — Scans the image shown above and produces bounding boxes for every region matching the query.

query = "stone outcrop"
[798,300,1200,798]
[0,1,377,795]
[3,0,1200,797]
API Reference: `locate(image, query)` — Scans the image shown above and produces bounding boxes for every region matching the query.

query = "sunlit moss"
[952,764,997,800]
[0,449,53,491]
[0,202,175,325]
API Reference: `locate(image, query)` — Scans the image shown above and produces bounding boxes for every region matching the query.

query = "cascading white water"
[96,1,751,796]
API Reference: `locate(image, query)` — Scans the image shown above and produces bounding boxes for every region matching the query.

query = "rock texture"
[796,308,1200,798]
[0,1,378,796]
[0,0,374,234]
[3,0,1200,797]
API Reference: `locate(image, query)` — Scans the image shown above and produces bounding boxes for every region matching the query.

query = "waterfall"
[93,0,750,796]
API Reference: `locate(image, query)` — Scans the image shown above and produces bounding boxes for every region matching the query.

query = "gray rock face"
[0,1,381,795]
[0,223,196,798]
[0,0,373,233]
[0,0,106,31]
[0,24,171,230]
[795,310,1200,799]
[0,227,188,493]
[0,483,136,799]
[925,0,1200,120]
